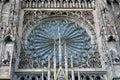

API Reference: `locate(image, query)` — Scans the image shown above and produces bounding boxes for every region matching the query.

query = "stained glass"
[26,19,92,67]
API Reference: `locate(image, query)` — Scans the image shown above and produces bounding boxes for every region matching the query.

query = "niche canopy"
[25,19,92,68]
[21,0,96,9]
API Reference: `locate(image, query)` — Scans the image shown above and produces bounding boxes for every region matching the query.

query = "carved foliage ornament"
[100,8,120,64]
[100,8,117,37]
[23,10,95,27]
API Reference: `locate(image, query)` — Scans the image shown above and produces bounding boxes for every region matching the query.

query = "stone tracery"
[1,0,120,80]
[15,9,104,79]
[19,19,101,69]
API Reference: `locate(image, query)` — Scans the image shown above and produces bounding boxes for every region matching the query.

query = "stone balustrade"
[21,0,96,9]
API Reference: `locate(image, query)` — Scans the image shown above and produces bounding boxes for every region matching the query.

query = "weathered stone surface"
[0,0,120,80]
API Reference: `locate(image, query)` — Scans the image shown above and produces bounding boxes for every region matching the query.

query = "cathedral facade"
[0,0,120,80]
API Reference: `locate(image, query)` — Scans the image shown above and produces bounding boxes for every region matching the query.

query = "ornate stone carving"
[100,8,120,65]
[19,54,33,69]
[101,8,117,38]
[2,51,10,65]
[15,73,105,80]
[80,74,105,80]
[21,0,96,9]
[103,39,120,64]
[1,0,120,80]
[23,10,36,25]
[16,74,45,80]
[23,10,95,28]
[22,10,96,49]
[110,50,120,63]
[88,52,102,68]
[21,15,101,68]
[82,11,95,25]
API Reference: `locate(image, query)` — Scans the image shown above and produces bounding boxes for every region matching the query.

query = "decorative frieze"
[21,0,96,9]
[15,73,106,80]
[80,73,105,80]
[23,10,94,26]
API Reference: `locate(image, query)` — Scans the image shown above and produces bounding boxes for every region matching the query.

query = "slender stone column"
[41,0,44,8]
[29,0,32,8]
[81,1,85,8]
[53,0,55,7]
[119,3,120,8]
[0,2,3,22]
[1,25,6,65]
[78,71,80,80]
[42,71,44,80]
[64,42,68,79]
[78,1,81,8]
[72,0,75,7]
[58,26,62,67]
[0,1,4,64]
[110,0,115,12]
[66,0,68,8]
[91,0,95,8]
[48,55,50,80]
[84,0,87,8]
[117,0,120,12]
[35,0,38,8]
[0,1,4,21]
[54,43,56,79]
[26,1,28,8]
[71,56,74,80]
[32,1,35,8]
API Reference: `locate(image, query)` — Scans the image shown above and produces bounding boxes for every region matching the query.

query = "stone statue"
[110,50,120,63]
[107,36,120,63]
[102,8,116,36]
[2,51,10,65]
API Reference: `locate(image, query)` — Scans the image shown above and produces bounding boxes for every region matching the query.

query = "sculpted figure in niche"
[107,36,120,63]
[102,8,115,35]
[2,36,12,65]
[2,51,10,65]
[101,8,119,63]
[110,50,120,63]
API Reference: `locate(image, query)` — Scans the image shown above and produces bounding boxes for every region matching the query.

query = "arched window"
[4,36,12,44]
[86,76,90,80]
[108,36,116,42]
[32,77,36,80]
[20,77,24,80]
[95,76,101,80]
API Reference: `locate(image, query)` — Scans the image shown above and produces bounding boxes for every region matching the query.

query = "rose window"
[20,19,93,69]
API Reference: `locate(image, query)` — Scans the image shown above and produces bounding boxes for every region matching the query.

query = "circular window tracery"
[24,19,92,68]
